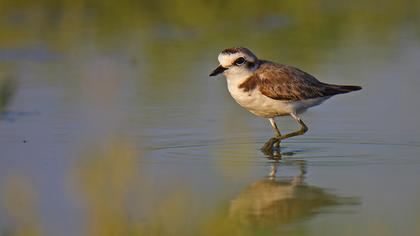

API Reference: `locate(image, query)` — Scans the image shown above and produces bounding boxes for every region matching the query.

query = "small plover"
[209,47,361,150]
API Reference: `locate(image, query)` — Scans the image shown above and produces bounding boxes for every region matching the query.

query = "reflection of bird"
[229,160,357,226]
[210,47,361,151]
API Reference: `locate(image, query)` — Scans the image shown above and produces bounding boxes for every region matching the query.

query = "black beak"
[209,65,227,76]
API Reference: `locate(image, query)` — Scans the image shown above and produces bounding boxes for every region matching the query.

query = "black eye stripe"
[246,61,255,68]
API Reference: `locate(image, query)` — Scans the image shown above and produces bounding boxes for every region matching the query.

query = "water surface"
[1,1,420,235]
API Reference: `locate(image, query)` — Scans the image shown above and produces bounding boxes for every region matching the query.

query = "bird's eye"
[234,57,246,66]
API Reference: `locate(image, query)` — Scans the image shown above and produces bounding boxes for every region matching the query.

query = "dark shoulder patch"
[238,74,260,92]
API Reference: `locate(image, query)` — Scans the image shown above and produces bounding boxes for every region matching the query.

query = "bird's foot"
[261,137,281,157]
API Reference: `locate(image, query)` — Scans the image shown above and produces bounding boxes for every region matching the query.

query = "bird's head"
[209,47,259,78]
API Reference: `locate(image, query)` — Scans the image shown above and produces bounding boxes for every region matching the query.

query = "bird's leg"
[279,113,308,140]
[261,118,282,154]
[268,118,282,137]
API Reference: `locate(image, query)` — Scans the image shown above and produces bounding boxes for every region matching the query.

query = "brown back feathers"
[239,61,361,101]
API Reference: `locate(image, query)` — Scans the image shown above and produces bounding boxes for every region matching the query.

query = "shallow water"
[1,1,420,235]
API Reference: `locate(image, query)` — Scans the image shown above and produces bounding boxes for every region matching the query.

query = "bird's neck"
[224,62,260,90]
[225,72,253,90]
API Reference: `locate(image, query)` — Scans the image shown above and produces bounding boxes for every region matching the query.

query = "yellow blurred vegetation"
[0,0,418,67]
[1,173,43,236]
[0,77,16,114]
[69,141,274,236]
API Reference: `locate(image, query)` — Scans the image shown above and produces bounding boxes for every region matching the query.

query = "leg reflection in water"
[268,156,306,181]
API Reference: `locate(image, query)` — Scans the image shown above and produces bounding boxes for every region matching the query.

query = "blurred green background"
[1,1,420,235]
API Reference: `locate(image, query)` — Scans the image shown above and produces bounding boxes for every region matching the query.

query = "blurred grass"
[1,173,43,236]
[69,141,276,236]
[0,0,418,66]
[0,77,16,115]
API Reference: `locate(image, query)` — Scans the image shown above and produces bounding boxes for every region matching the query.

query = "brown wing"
[256,61,361,101]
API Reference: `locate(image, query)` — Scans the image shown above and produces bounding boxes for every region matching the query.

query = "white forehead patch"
[218,53,239,67]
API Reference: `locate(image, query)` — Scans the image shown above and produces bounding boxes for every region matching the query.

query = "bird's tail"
[324,84,362,95]
[335,85,362,93]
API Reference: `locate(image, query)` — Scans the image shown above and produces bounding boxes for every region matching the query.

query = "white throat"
[223,69,253,99]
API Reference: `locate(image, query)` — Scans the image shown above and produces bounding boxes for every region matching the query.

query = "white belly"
[227,79,329,118]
